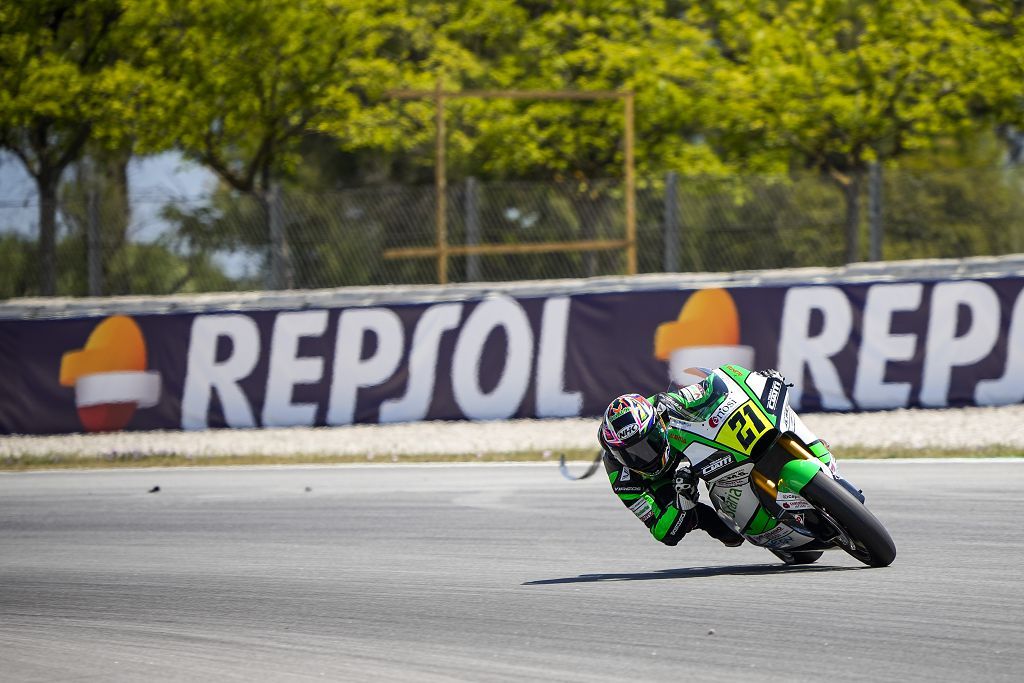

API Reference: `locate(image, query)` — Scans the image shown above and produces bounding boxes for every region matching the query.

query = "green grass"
[832,445,1024,460]
[1,445,1022,471]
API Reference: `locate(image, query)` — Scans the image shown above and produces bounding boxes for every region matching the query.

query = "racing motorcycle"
[561,365,896,568]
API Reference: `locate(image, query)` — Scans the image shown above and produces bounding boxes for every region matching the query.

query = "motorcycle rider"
[599,389,746,548]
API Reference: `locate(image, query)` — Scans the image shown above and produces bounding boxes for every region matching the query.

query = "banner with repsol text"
[2,276,1023,434]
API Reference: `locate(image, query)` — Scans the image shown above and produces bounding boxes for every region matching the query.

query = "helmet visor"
[623,420,669,474]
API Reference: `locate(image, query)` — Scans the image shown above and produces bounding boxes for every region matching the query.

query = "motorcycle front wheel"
[800,472,897,567]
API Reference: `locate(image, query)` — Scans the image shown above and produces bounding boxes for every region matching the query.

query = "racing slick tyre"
[800,472,896,568]
[770,549,824,565]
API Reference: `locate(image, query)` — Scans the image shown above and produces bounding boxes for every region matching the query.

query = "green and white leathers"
[656,365,896,567]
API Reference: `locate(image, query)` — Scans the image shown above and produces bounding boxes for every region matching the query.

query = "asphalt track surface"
[2,460,1023,682]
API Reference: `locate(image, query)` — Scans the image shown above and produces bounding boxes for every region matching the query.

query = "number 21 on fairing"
[719,400,770,453]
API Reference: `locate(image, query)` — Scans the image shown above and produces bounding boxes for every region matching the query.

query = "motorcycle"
[561,365,896,568]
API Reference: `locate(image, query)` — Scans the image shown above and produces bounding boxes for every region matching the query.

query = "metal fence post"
[624,90,636,274]
[465,176,481,281]
[434,79,449,284]
[268,183,292,290]
[77,158,104,297]
[869,161,883,261]
[844,173,861,264]
[663,171,679,272]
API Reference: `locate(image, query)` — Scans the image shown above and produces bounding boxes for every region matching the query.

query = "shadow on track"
[523,563,864,585]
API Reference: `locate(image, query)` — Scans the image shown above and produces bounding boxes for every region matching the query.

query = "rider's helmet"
[600,393,673,477]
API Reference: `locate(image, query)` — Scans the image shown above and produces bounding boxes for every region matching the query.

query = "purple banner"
[2,276,1023,435]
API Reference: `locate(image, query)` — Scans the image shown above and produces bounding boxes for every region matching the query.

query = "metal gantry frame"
[385,82,637,283]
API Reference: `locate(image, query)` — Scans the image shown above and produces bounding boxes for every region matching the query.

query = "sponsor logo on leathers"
[629,498,654,522]
[766,381,782,411]
[680,383,706,403]
[700,455,733,477]
[669,510,689,535]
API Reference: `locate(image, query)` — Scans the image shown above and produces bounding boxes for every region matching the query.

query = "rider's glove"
[673,463,699,511]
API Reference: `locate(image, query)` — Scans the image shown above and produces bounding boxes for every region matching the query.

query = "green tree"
[0,233,37,298]
[960,2,1024,156]
[328,0,532,180]
[0,1,122,294]
[686,0,1015,260]
[462,1,722,180]
[129,0,404,289]
[374,1,727,277]
[137,0,534,288]
[881,130,1024,260]
[0,0,172,296]
[57,145,132,295]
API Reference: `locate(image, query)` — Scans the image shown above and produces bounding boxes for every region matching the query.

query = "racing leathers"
[601,392,745,547]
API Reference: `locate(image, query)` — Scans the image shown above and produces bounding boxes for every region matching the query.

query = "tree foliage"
[689,1,1007,173]
[3,0,1024,296]
[0,0,159,293]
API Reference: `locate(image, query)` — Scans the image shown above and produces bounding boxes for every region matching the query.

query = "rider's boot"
[695,503,745,547]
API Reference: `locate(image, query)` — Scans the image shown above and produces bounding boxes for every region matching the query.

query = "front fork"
[754,433,866,503]
[751,434,826,498]
[751,434,849,545]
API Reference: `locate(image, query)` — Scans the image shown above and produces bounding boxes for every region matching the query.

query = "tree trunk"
[37,174,58,296]
[103,147,131,249]
[663,171,680,272]
[86,166,103,296]
[465,177,481,282]
[868,161,883,262]
[100,148,131,294]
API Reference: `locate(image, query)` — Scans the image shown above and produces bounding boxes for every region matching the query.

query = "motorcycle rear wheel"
[800,472,896,567]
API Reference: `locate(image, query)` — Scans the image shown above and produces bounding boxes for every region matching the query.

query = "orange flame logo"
[59,315,161,432]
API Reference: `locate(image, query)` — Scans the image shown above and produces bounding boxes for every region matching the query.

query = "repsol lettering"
[180,295,582,429]
[778,280,1024,410]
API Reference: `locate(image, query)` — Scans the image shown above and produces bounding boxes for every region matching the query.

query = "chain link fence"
[2,167,1023,298]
